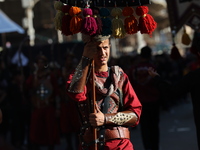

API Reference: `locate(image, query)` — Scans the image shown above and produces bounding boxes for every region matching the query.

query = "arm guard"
[68,56,92,93]
[104,110,138,126]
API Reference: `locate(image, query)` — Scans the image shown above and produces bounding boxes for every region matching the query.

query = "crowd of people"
[0,39,199,150]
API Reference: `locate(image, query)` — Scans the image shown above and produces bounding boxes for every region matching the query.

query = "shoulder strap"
[117,88,124,111]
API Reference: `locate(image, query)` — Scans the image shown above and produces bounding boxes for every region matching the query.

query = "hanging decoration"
[170,31,182,60]
[81,5,98,35]
[170,43,182,60]
[92,7,103,35]
[53,0,156,38]
[136,5,157,36]
[61,5,73,36]
[69,6,83,34]
[122,6,138,34]
[111,7,126,39]
[53,1,64,31]
[99,7,112,36]
[181,26,191,45]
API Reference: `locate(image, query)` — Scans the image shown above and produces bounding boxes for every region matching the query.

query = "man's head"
[82,34,111,71]
[35,55,48,70]
[92,35,111,71]
[93,38,110,69]
[140,46,152,59]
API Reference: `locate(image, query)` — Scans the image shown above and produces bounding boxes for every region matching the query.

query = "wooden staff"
[91,59,98,150]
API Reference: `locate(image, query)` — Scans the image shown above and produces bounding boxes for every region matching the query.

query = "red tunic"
[26,72,60,145]
[66,69,142,150]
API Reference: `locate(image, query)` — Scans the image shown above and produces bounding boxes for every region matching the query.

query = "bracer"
[104,110,138,126]
[68,56,92,93]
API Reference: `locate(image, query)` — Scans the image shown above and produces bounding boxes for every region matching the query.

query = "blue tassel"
[99,8,112,36]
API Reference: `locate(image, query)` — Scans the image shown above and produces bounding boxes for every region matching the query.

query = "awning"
[0,9,24,34]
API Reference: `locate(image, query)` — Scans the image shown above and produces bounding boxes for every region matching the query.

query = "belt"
[104,126,130,140]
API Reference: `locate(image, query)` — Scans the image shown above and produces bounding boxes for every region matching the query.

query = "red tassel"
[170,43,182,60]
[69,6,83,34]
[92,7,103,35]
[61,5,73,36]
[81,8,98,36]
[136,6,157,36]
[122,7,138,34]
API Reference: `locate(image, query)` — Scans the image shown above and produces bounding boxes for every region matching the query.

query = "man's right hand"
[148,67,160,78]
[82,40,97,59]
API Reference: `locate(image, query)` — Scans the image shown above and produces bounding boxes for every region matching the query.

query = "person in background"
[7,69,30,149]
[0,109,2,124]
[129,46,161,150]
[148,50,200,150]
[66,34,142,150]
[0,59,11,149]
[26,55,60,150]
[59,54,80,150]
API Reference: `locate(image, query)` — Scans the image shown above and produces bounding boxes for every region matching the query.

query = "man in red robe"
[26,55,60,150]
[66,35,142,150]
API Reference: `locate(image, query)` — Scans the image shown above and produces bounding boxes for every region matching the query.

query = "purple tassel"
[92,7,103,35]
[81,8,98,35]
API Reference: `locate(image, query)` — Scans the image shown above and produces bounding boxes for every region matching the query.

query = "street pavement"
[131,96,198,150]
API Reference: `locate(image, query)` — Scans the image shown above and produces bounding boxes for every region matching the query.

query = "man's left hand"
[89,104,105,127]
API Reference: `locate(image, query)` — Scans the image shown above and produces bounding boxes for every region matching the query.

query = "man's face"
[37,59,46,70]
[93,39,110,68]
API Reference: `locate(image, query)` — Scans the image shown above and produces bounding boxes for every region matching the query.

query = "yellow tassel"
[53,1,64,30]
[111,7,126,39]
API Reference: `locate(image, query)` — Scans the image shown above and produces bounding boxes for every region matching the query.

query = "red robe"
[66,69,142,150]
[26,72,60,145]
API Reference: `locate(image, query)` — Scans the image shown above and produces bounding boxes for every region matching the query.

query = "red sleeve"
[66,72,88,102]
[122,73,142,126]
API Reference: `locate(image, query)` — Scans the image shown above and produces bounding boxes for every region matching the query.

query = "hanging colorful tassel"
[136,6,157,36]
[69,6,83,34]
[111,7,126,38]
[92,7,103,35]
[99,8,112,36]
[53,1,64,30]
[81,8,98,36]
[122,6,138,34]
[181,26,191,45]
[61,5,73,36]
[170,43,182,60]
